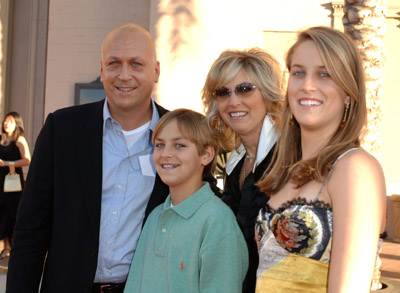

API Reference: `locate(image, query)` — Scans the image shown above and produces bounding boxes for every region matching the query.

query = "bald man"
[7,24,169,293]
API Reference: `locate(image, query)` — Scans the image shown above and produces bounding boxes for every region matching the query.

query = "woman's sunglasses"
[213,82,257,98]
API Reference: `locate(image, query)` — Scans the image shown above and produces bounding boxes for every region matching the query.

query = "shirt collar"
[225,115,278,175]
[162,182,214,219]
[103,97,159,133]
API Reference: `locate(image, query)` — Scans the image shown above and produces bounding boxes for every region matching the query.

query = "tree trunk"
[343,0,387,162]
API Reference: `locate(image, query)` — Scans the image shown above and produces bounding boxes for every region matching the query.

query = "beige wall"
[0,0,49,153]
[152,0,332,111]
[44,0,400,179]
[45,0,333,115]
[0,0,10,121]
[34,0,400,237]
[382,2,400,195]
[382,2,400,238]
[44,0,151,116]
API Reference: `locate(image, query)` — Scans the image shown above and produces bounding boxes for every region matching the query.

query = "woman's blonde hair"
[258,26,367,194]
[152,108,218,178]
[202,48,284,151]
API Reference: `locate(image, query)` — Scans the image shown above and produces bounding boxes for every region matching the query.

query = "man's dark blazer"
[6,100,169,292]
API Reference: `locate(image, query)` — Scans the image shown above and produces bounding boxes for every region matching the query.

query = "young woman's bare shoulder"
[327,148,385,204]
[333,148,381,174]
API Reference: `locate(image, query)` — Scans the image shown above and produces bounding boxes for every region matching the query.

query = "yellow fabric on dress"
[256,253,328,293]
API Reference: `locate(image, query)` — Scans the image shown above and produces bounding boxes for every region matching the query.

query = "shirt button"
[112,211,117,215]
[117,185,122,189]
[162,228,166,233]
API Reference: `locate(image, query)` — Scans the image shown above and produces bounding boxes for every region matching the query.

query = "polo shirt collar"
[163,182,214,219]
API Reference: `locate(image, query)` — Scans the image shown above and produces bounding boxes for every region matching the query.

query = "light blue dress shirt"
[94,98,159,283]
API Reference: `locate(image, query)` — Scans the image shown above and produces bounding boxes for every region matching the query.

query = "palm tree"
[343,0,387,162]
[343,1,387,290]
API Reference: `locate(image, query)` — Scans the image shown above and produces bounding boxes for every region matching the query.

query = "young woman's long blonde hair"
[258,26,367,194]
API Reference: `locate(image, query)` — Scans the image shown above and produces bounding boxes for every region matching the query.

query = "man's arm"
[6,113,55,292]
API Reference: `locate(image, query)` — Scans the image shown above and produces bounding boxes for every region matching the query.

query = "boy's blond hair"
[152,108,219,178]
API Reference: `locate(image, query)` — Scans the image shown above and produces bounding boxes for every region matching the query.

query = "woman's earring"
[219,119,224,133]
[340,102,350,128]
[289,112,294,126]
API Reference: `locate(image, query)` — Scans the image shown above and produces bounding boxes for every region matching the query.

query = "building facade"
[1,0,399,237]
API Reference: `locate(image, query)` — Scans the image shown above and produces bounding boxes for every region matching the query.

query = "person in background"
[7,23,169,292]
[202,48,284,292]
[255,26,386,292]
[0,112,30,259]
[124,109,248,292]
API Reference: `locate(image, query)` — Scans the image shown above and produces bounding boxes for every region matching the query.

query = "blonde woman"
[202,48,284,292]
[255,26,386,292]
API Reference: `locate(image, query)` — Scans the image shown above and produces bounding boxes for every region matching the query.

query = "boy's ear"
[201,145,215,166]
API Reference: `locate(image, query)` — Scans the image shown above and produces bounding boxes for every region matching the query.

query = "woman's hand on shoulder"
[327,148,386,292]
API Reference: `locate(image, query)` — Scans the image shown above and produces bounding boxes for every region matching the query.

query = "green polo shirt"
[124,182,248,292]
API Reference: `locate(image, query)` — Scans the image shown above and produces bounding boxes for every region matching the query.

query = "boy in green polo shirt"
[124,109,248,292]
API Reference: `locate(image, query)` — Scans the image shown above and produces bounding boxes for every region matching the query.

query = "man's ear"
[201,145,215,166]
[100,60,104,83]
[154,61,160,83]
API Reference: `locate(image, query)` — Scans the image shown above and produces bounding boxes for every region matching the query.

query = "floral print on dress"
[272,215,304,250]
[255,149,361,289]
[256,198,332,263]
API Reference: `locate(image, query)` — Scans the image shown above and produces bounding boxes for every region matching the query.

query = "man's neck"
[109,101,153,131]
